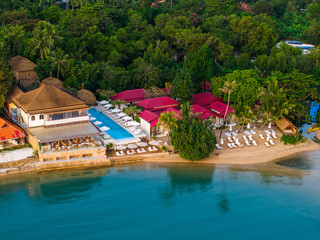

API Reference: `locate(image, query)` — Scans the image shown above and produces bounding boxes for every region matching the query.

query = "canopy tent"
[128,144,138,149]
[117,113,127,117]
[137,142,148,147]
[116,145,127,150]
[100,100,109,104]
[127,121,140,126]
[112,109,121,113]
[123,116,133,121]
[149,140,159,145]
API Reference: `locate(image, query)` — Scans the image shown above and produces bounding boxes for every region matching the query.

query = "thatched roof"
[9,55,37,72]
[77,89,97,106]
[12,83,88,114]
[41,77,64,89]
[277,118,298,135]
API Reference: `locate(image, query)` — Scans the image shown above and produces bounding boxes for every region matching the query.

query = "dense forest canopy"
[0,0,320,124]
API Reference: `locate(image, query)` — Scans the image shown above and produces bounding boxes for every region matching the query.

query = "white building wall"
[140,118,151,139]
[28,114,45,127]
[20,109,29,126]
[45,116,89,126]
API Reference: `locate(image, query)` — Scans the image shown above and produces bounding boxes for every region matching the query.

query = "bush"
[280,133,305,145]
[161,146,167,151]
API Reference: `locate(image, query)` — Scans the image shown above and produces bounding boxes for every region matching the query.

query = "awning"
[28,122,101,143]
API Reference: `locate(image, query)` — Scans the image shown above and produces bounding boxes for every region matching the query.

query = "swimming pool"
[89,108,134,140]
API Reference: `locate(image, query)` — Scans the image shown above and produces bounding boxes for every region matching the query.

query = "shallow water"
[1,151,320,240]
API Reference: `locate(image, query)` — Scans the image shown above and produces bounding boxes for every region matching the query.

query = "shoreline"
[1,139,319,177]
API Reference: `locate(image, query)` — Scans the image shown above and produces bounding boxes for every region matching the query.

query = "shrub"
[281,133,305,145]
[161,146,167,151]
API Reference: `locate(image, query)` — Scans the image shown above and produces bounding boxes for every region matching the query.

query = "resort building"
[8,55,39,87]
[277,118,298,135]
[7,83,105,162]
[139,107,180,139]
[277,41,315,54]
[208,101,234,126]
[110,88,145,103]
[136,96,179,111]
[0,117,25,149]
[191,104,217,120]
[192,92,223,108]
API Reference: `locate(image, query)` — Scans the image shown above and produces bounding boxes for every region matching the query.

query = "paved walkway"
[0,148,34,163]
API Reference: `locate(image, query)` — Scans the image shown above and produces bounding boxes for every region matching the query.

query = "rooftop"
[192,92,223,107]
[110,88,145,103]
[136,96,179,111]
[12,84,89,114]
[0,117,25,142]
[209,101,234,116]
[9,55,37,72]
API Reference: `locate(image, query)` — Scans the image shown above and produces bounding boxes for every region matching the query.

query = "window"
[39,114,44,120]
[31,116,35,121]
[71,111,80,118]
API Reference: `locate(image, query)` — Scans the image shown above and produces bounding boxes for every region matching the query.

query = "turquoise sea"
[1,150,320,240]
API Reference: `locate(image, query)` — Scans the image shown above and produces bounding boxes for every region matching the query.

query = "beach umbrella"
[127,121,140,126]
[137,142,148,147]
[112,109,121,113]
[128,144,138,149]
[247,123,250,129]
[117,112,127,117]
[100,126,110,131]
[94,121,102,125]
[149,140,159,146]
[89,117,96,121]
[116,145,127,150]
[268,122,272,129]
[123,116,133,121]
[105,104,113,108]
[100,100,109,104]
[220,138,224,145]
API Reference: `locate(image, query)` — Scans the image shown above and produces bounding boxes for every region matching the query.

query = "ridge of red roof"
[110,88,145,102]
[136,96,179,111]
[192,92,223,106]
[0,117,25,142]
[139,110,158,123]
[209,102,234,115]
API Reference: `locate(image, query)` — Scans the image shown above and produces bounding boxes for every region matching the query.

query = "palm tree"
[259,77,295,128]
[123,105,141,118]
[219,81,236,138]
[99,89,116,101]
[233,104,255,131]
[113,99,126,109]
[180,102,192,119]
[157,112,178,142]
[3,25,25,54]
[49,48,69,79]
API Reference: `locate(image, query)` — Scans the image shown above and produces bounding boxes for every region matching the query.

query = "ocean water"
[0,151,320,240]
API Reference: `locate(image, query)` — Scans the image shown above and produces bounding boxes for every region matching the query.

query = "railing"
[44,116,89,126]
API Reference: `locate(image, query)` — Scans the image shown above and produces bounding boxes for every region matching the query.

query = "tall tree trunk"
[66,0,69,9]
[57,66,60,79]
[170,0,173,8]
[219,92,230,139]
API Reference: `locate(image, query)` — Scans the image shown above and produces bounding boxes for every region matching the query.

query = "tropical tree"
[170,118,217,161]
[0,62,13,109]
[99,89,116,100]
[112,99,126,109]
[258,77,295,128]
[233,104,255,131]
[123,105,141,118]
[157,112,178,142]
[49,48,69,79]
[219,81,236,138]
[2,25,25,55]
[171,69,195,102]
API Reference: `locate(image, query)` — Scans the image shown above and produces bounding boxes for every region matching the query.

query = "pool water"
[89,108,133,140]
[1,150,320,240]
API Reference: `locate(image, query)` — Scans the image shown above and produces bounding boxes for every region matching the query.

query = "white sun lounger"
[227,137,233,142]
[225,132,231,137]
[152,146,158,151]
[231,132,237,136]
[252,140,258,146]
[231,142,238,148]
[148,147,154,152]
[265,130,271,134]
[272,133,277,139]
[236,142,243,147]
[245,140,251,146]
[141,148,146,153]
[216,144,222,149]
[250,130,256,134]
[242,135,248,141]
[269,140,275,145]
[264,142,271,147]
[270,129,276,134]
[227,143,233,149]
[244,130,251,135]
[134,129,141,135]
[248,135,254,141]
[232,136,238,142]
[259,134,265,140]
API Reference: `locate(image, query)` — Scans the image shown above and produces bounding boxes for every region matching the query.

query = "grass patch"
[0,144,32,152]
[280,133,305,145]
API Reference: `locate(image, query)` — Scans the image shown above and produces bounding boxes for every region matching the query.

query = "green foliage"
[170,118,217,161]
[171,69,195,102]
[280,132,305,145]
[0,62,13,108]
[211,69,262,106]
[161,146,167,151]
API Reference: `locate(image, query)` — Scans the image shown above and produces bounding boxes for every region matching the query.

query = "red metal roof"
[192,92,223,106]
[191,104,214,120]
[162,86,173,95]
[160,107,181,118]
[136,97,179,111]
[0,117,25,142]
[139,110,158,123]
[139,107,181,127]
[209,102,234,115]
[110,88,145,103]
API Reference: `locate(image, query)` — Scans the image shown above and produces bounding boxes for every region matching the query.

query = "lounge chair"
[116,152,122,156]
[245,140,251,146]
[244,130,251,135]
[250,130,257,134]
[269,140,275,145]
[152,146,157,151]
[225,132,231,137]
[270,129,276,134]
[141,148,146,153]
[148,146,154,152]
[264,142,271,147]
[242,135,248,141]
[236,142,243,147]
[259,134,265,140]
[106,110,113,114]
[134,129,141,135]
[272,133,277,139]
[227,137,233,142]
[137,149,142,153]
[248,135,254,141]
[215,144,222,149]
[227,143,233,149]
[120,151,125,155]
[127,150,133,155]
[252,140,258,146]
[232,136,238,142]
[265,130,271,134]
[231,132,237,136]
[231,142,238,148]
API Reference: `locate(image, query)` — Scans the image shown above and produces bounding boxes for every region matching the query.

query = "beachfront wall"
[140,118,151,139]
